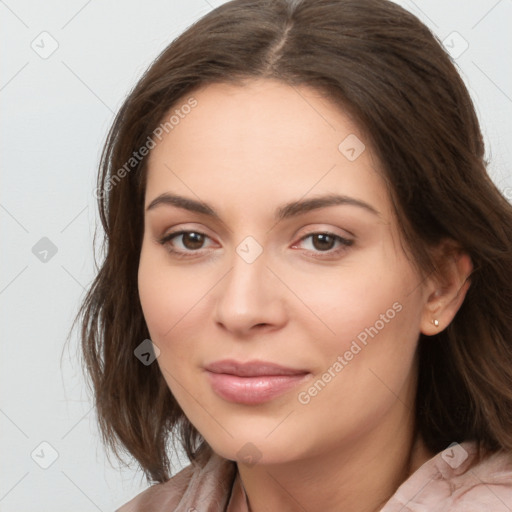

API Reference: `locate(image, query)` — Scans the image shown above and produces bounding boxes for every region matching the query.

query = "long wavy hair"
[73,0,512,483]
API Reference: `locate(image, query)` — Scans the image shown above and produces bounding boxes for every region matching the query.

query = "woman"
[76,0,512,510]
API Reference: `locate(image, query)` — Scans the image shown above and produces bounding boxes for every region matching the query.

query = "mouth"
[204,359,311,405]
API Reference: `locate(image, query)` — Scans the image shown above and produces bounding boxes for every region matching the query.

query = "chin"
[204,430,304,467]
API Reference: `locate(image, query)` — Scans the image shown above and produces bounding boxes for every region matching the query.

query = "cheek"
[284,252,423,392]
[138,245,202,341]
[292,280,421,445]
[304,288,403,368]
[138,250,206,404]
[280,256,407,341]
[137,245,224,392]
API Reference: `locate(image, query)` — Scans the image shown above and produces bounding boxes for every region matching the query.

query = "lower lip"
[206,371,310,405]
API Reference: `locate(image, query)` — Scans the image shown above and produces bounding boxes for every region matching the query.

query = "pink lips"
[204,359,310,405]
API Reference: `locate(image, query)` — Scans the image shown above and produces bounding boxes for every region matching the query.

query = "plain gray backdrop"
[1,0,511,510]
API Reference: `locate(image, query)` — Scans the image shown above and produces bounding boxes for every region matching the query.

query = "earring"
[432,319,439,327]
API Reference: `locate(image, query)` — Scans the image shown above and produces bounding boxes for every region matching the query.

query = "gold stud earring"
[432,319,439,327]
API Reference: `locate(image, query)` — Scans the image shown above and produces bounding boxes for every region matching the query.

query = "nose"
[213,247,288,337]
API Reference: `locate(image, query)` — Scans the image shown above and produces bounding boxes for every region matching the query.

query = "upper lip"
[205,359,309,377]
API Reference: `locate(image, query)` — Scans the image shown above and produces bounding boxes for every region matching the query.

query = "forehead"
[150,79,360,159]
[145,79,390,220]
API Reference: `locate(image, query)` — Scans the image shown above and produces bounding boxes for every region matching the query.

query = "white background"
[1,0,511,510]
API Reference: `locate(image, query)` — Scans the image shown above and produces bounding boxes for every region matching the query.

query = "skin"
[138,79,472,512]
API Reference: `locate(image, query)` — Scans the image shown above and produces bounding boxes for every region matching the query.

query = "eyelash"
[157,230,354,260]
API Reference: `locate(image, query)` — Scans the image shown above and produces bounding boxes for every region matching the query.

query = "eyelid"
[294,231,353,245]
[294,223,356,239]
[158,221,216,241]
[291,231,354,255]
[158,229,217,248]
[292,224,354,244]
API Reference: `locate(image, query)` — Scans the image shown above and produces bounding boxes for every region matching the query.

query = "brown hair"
[74,0,512,483]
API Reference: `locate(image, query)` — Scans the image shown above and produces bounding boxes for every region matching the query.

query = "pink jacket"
[117,441,512,511]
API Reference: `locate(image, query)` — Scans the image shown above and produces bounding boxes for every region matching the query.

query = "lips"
[204,359,311,404]
[205,359,309,377]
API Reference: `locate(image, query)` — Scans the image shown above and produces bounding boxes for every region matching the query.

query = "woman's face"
[138,79,430,465]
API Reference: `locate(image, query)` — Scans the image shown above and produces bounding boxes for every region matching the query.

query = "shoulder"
[445,443,512,511]
[116,451,238,512]
[381,441,512,512]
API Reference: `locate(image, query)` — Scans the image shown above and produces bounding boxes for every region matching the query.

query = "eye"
[292,232,353,258]
[157,229,353,260]
[158,230,216,258]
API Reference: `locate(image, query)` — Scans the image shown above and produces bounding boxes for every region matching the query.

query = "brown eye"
[181,232,205,250]
[293,231,353,258]
[311,233,336,251]
[158,230,213,256]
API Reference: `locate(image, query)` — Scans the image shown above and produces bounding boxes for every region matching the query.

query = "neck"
[237,404,435,512]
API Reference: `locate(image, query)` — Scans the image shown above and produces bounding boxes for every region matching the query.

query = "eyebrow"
[145,192,380,220]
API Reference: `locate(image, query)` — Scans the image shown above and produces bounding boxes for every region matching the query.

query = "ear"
[420,239,473,336]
